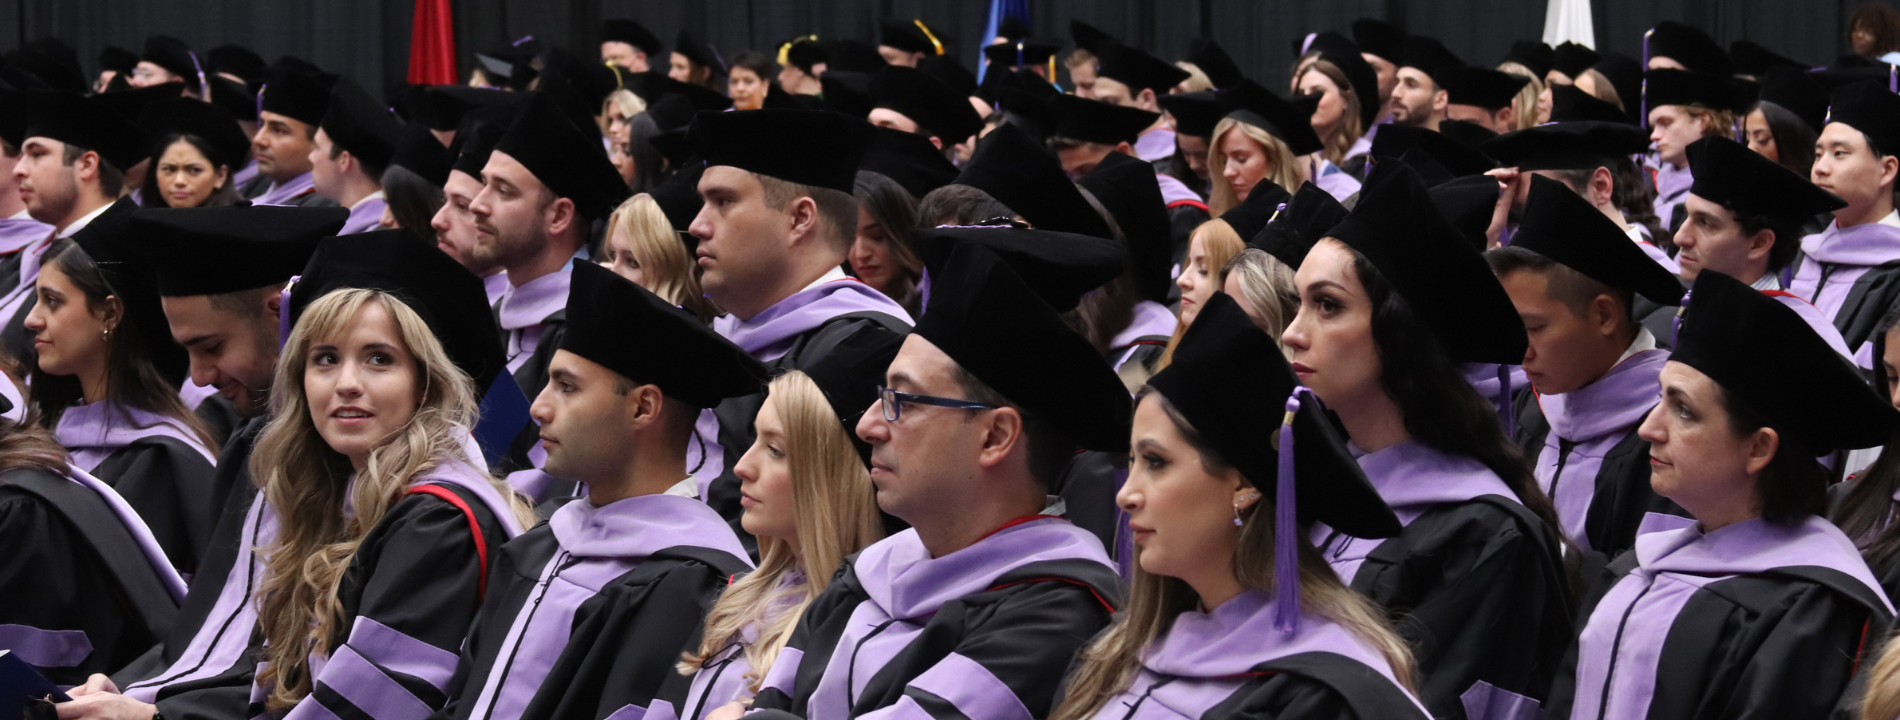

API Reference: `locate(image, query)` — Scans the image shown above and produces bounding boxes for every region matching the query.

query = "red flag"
[407,0,457,85]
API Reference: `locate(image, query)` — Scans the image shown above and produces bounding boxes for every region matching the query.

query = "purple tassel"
[278,275,300,349]
[1495,364,1513,437]
[1673,289,1690,345]
[1273,388,1307,633]
[1640,30,1652,123]
[188,50,209,103]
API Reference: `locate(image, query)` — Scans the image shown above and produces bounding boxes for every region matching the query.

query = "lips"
[1649,454,1672,467]
[1289,361,1315,380]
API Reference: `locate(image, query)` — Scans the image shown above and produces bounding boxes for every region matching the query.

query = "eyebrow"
[1306,279,1351,296]
[885,370,918,391]
[549,367,578,384]
[1133,438,1162,453]
[178,333,219,348]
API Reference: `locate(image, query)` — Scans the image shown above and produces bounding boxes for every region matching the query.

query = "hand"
[64,675,118,697]
[1484,167,1521,249]
[54,693,156,720]
[704,702,749,720]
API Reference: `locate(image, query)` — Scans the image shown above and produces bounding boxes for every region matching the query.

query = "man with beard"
[1387,36,1461,131]
[239,64,341,208]
[431,118,512,304]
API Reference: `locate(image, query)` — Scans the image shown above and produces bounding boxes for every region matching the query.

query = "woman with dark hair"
[613,111,667,191]
[1546,270,1896,720]
[1744,100,1819,179]
[378,165,445,233]
[1852,3,1900,62]
[849,170,924,315]
[728,51,774,111]
[139,98,250,209]
[26,236,218,574]
[0,411,186,686]
[1833,301,1900,601]
[1282,166,1572,720]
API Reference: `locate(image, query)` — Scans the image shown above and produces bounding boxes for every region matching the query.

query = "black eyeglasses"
[877,386,999,422]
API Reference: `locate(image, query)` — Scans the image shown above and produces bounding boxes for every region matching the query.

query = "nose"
[855,398,889,445]
[189,357,218,388]
[528,384,554,426]
[430,203,453,234]
[733,443,760,483]
[332,359,365,397]
[688,203,714,242]
[1280,311,1309,351]
[1636,402,1667,444]
[468,187,494,219]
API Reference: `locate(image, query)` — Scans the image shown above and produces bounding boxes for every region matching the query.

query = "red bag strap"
[406,484,490,602]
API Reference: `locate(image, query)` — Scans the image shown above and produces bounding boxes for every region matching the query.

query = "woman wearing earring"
[27,230,218,575]
[678,327,895,719]
[1545,271,1895,719]
[248,232,534,720]
[1280,165,1572,720]
[1051,293,1429,720]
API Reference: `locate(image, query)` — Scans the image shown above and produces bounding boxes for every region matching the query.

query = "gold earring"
[101,327,110,342]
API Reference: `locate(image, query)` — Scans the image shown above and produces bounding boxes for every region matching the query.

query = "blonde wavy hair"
[1862,632,1900,720]
[1048,391,1416,720]
[678,371,884,693]
[1292,60,1365,166]
[1207,118,1308,217]
[600,88,647,139]
[606,193,719,323]
[1220,248,1300,342]
[1498,62,1544,131]
[1150,219,1245,378]
[253,289,531,712]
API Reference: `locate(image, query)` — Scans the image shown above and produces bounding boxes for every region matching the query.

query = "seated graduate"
[1284,165,1572,720]
[1075,152,1179,382]
[1545,270,1898,720]
[1489,176,1688,559]
[0,410,185,686]
[739,243,1128,720]
[1220,182,1349,338]
[1206,80,1322,216]
[1050,292,1430,720]
[93,205,346,720]
[1788,80,1900,357]
[250,232,534,719]
[65,230,535,720]
[436,261,762,720]
[27,224,218,574]
[675,326,899,719]
[1830,300,1900,601]
[1644,136,1853,353]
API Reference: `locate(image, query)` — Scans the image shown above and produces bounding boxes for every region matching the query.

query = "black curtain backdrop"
[0,0,1890,101]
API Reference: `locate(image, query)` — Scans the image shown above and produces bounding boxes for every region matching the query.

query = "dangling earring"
[1232,503,1244,527]
[100,326,110,342]
[1233,489,1261,527]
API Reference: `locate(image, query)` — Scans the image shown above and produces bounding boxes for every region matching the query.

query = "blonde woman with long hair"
[251,236,533,719]
[1054,293,1427,720]
[680,327,895,720]
[1497,61,1546,130]
[1152,218,1244,374]
[1223,181,1349,342]
[604,193,719,323]
[1206,80,1321,216]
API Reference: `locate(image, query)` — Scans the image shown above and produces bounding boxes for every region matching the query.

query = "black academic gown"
[1822,261,1900,357]
[112,415,269,720]
[0,197,139,363]
[435,497,752,720]
[256,480,516,720]
[192,396,244,451]
[1544,520,1892,720]
[1512,389,1688,560]
[84,436,220,576]
[0,467,177,686]
[749,519,1122,720]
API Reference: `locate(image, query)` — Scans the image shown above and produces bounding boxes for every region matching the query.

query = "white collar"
[1613,327,1658,366]
[662,476,699,499]
[56,201,114,239]
[1880,210,1900,229]
[9,210,32,221]
[798,265,849,294]
[350,190,387,211]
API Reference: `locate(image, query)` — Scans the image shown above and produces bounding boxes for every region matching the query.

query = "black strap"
[4,467,178,636]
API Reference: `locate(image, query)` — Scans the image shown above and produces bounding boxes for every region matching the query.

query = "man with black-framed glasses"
[735,242,1129,720]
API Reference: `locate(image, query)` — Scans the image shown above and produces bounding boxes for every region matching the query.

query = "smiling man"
[435,260,759,720]
[471,91,629,400]
[684,109,910,546]
[1486,176,1687,557]
[744,242,1126,720]
[1789,80,1900,360]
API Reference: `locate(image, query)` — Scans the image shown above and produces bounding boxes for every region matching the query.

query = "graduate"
[1437,66,1531,134]
[472,91,631,399]
[1833,300,1900,603]
[675,320,897,720]
[1050,292,1429,720]
[741,241,1126,720]
[71,206,346,719]
[1544,270,1897,720]
[436,262,761,720]
[670,31,725,89]
[1048,93,1211,289]
[136,97,250,208]
[1091,43,1191,170]
[310,78,402,234]
[431,112,514,305]
[240,64,341,208]
[1155,90,1220,197]
[1207,80,1323,214]
[1663,136,1855,356]
[1644,21,1735,74]
[0,93,55,309]
[1480,120,1673,269]
[1,91,147,362]
[1161,179,1290,371]
[1388,36,1462,132]
[1222,181,1345,337]
[1076,152,1179,379]
[601,193,718,322]
[132,36,202,95]
[868,66,984,156]
[686,109,911,545]
[1643,68,1757,231]
[922,122,1112,238]
[877,18,948,68]
[26,200,217,575]
[1789,80,1900,361]
[602,19,663,72]
[850,127,953,317]
[0,413,185,687]
[1489,176,1687,558]
[1286,165,1572,720]
[381,121,452,232]
[1291,46,1378,178]
[242,231,533,719]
